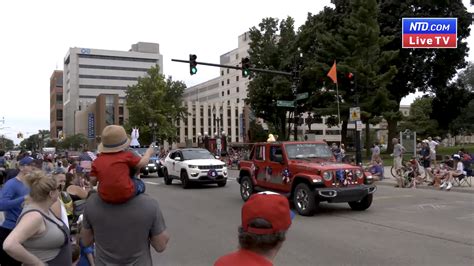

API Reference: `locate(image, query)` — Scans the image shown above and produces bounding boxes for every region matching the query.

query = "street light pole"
[149,122,158,143]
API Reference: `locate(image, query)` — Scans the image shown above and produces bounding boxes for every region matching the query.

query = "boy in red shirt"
[91,125,154,204]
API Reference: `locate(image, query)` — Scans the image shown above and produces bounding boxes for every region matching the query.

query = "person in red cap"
[214,192,293,266]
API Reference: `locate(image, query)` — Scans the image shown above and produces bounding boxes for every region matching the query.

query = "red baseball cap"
[241,192,294,235]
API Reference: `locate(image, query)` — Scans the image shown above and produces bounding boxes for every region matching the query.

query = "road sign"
[349,107,361,122]
[277,100,295,108]
[295,92,309,101]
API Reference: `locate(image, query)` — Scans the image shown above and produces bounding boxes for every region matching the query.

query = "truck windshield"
[285,143,333,159]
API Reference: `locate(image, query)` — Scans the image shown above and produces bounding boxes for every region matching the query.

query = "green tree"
[58,134,88,151]
[0,136,14,150]
[379,0,471,152]
[126,65,188,144]
[247,120,268,142]
[298,0,397,152]
[399,97,438,137]
[451,99,474,134]
[246,17,297,140]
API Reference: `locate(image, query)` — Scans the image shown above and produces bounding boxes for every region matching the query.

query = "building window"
[200,118,203,125]
[119,117,124,125]
[227,69,230,74]
[200,108,204,116]
[221,81,224,86]
[227,109,231,116]
[56,94,63,104]
[227,90,230,95]
[237,98,240,103]
[222,91,224,96]
[236,76,239,82]
[105,95,115,125]
[227,79,230,85]
[228,100,230,105]
[236,87,239,93]
[119,106,124,115]
[56,110,63,121]
[192,118,196,126]
[221,70,224,76]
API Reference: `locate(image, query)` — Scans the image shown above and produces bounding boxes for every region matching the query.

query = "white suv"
[163,148,228,188]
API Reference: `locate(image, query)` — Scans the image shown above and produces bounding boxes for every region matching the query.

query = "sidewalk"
[377,166,474,194]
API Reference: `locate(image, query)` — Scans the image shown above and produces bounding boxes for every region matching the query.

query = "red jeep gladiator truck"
[238,141,376,216]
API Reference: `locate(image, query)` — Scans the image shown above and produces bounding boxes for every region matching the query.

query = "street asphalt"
[1,169,473,266]
[145,169,474,266]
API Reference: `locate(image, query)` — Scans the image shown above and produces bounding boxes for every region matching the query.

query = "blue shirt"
[0,177,29,229]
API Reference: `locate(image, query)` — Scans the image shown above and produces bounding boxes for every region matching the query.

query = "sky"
[0,0,473,144]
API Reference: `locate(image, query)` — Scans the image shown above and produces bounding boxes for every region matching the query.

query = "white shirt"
[456,161,467,175]
[429,140,438,152]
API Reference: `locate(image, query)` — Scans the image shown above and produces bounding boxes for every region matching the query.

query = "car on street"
[162,148,228,188]
[130,147,159,177]
[238,141,376,216]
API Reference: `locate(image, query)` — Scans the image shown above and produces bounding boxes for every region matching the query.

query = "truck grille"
[332,169,358,186]
[198,165,223,170]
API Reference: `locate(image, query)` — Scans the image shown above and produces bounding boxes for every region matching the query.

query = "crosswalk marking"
[144,181,160,185]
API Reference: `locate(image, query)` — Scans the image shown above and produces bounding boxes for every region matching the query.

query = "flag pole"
[335,82,341,125]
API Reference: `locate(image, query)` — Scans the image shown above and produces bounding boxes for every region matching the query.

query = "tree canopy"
[126,65,188,144]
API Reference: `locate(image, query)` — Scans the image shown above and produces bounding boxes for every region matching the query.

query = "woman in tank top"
[3,170,72,266]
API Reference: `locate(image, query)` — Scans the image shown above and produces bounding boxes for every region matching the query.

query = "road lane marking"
[144,181,160,185]
[376,195,414,200]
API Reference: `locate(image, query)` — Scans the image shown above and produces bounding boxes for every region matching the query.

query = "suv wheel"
[293,183,318,216]
[163,168,172,185]
[240,176,254,201]
[181,170,191,189]
[348,194,373,211]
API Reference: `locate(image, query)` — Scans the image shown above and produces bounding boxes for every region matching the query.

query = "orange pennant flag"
[327,60,337,84]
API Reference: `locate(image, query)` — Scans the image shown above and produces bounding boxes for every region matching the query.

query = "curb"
[376,179,474,194]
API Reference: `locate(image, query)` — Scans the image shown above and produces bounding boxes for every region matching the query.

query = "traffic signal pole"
[171,59,292,76]
[172,57,298,141]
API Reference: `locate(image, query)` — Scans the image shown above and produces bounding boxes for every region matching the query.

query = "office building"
[63,42,163,136]
[50,70,63,139]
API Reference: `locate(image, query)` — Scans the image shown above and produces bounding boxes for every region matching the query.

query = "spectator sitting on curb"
[214,191,294,266]
[368,158,384,181]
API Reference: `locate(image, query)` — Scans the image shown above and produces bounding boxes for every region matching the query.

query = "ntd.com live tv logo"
[402,18,457,48]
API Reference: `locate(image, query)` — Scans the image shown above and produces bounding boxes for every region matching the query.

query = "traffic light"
[189,54,197,75]
[347,72,355,92]
[241,57,250,78]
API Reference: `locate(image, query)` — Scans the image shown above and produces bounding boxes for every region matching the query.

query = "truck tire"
[348,194,373,211]
[293,183,318,216]
[181,170,191,189]
[240,176,254,202]
[163,168,172,185]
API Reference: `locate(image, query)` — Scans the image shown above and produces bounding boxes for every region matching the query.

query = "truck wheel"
[181,170,190,189]
[348,194,373,211]
[293,183,318,216]
[240,176,254,201]
[163,169,172,185]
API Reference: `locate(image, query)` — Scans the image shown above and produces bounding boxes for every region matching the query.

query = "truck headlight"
[323,171,333,181]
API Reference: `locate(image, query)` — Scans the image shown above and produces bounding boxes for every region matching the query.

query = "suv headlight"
[355,169,363,179]
[188,165,198,169]
[323,171,333,181]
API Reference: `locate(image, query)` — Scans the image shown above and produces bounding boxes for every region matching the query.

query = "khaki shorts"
[394,156,403,170]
